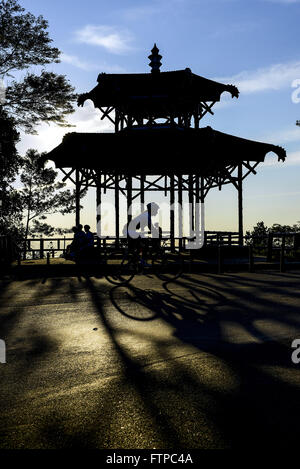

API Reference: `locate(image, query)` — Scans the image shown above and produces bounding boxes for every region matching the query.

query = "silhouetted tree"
[0,0,76,133]
[20,149,84,244]
[0,108,23,239]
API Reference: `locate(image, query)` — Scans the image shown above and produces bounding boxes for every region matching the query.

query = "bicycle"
[105,238,184,285]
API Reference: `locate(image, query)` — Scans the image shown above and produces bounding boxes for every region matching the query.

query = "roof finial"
[148,43,162,74]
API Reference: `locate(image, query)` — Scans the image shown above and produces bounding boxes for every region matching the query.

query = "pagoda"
[46,44,286,249]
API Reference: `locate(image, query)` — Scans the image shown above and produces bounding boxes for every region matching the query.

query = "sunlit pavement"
[0,271,300,449]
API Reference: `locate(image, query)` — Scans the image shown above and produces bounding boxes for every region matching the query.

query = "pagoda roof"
[77,69,239,112]
[45,126,286,176]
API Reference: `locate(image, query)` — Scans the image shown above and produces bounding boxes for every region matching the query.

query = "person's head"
[147,202,159,216]
[72,226,77,233]
[78,224,83,231]
[84,224,90,233]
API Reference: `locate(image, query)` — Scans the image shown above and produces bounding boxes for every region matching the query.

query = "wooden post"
[96,172,101,248]
[249,244,254,273]
[170,175,175,251]
[140,174,145,238]
[188,175,194,239]
[238,163,243,246]
[140,174,145,212]
[75,168,80,226]
[195,174,200,250]
[178,174,183,251]
[280,235,286,273]
[127,176,132,240]
[40,239,44,259]
[267,232,273,262]
[115,174,120,248]
[47,252,50,265]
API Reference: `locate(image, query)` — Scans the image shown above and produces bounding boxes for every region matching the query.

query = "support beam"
[178,174,183,251]
[127,176,133,237]
[188,175,194,238]
[238,163,243,246]
[75,168,80,226]
[170,175,175,251]
[115,174,120,247]
[96,178,101,248]
[140,174,145,238]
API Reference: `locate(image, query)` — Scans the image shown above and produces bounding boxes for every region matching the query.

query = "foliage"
[19,149,84,240]
[0,108,23,239]
[0,0,77,133]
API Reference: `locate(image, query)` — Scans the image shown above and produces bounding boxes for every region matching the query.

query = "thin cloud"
[60,53,125,73]
[60,53,95,71]
[75,25,134,54]
[216,60,300,94]
[258,127,300,145]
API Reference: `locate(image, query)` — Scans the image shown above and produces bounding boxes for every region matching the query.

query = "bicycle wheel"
[152,250,184,281]
[105,249,138,285]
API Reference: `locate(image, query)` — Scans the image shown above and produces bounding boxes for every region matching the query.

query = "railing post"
[40,239,44,259]
[248,244,254,273]
[280,235,286,273]
[47,252,50,265]
[217,244,223,274]
[267,232,273,262]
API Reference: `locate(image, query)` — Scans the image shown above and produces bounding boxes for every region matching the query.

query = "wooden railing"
[21,237,73,259]
[21,232,241,259]
[19,231,300,264]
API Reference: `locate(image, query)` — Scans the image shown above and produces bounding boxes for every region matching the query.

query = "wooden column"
[140,174,145,211]
[140,174,145,237]
[115,174,120,247]
[127,175,132,235]
[178,174,183,251]
[170,175,175,251]
[96,175,101,248]
[75,168,80,226]
[238,163,243,246]
[188,175,194,238]
[201,176,205,245]
[195,174,200,247]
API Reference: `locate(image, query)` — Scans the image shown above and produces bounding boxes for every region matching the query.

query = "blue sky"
[15,0,300,233]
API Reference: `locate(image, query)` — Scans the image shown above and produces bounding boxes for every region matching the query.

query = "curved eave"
[44,127,286,175]
[209,128,286,163]
[77,69,239,109]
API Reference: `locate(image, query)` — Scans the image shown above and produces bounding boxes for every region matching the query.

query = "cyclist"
[124,202,161,265]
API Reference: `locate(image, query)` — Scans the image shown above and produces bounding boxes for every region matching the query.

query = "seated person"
[84,225,94,248]
[123,202,161,256]
[65,226,78,260]
[66,224,88,262]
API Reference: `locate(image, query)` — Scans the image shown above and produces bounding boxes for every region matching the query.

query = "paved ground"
[0,270,300,449]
